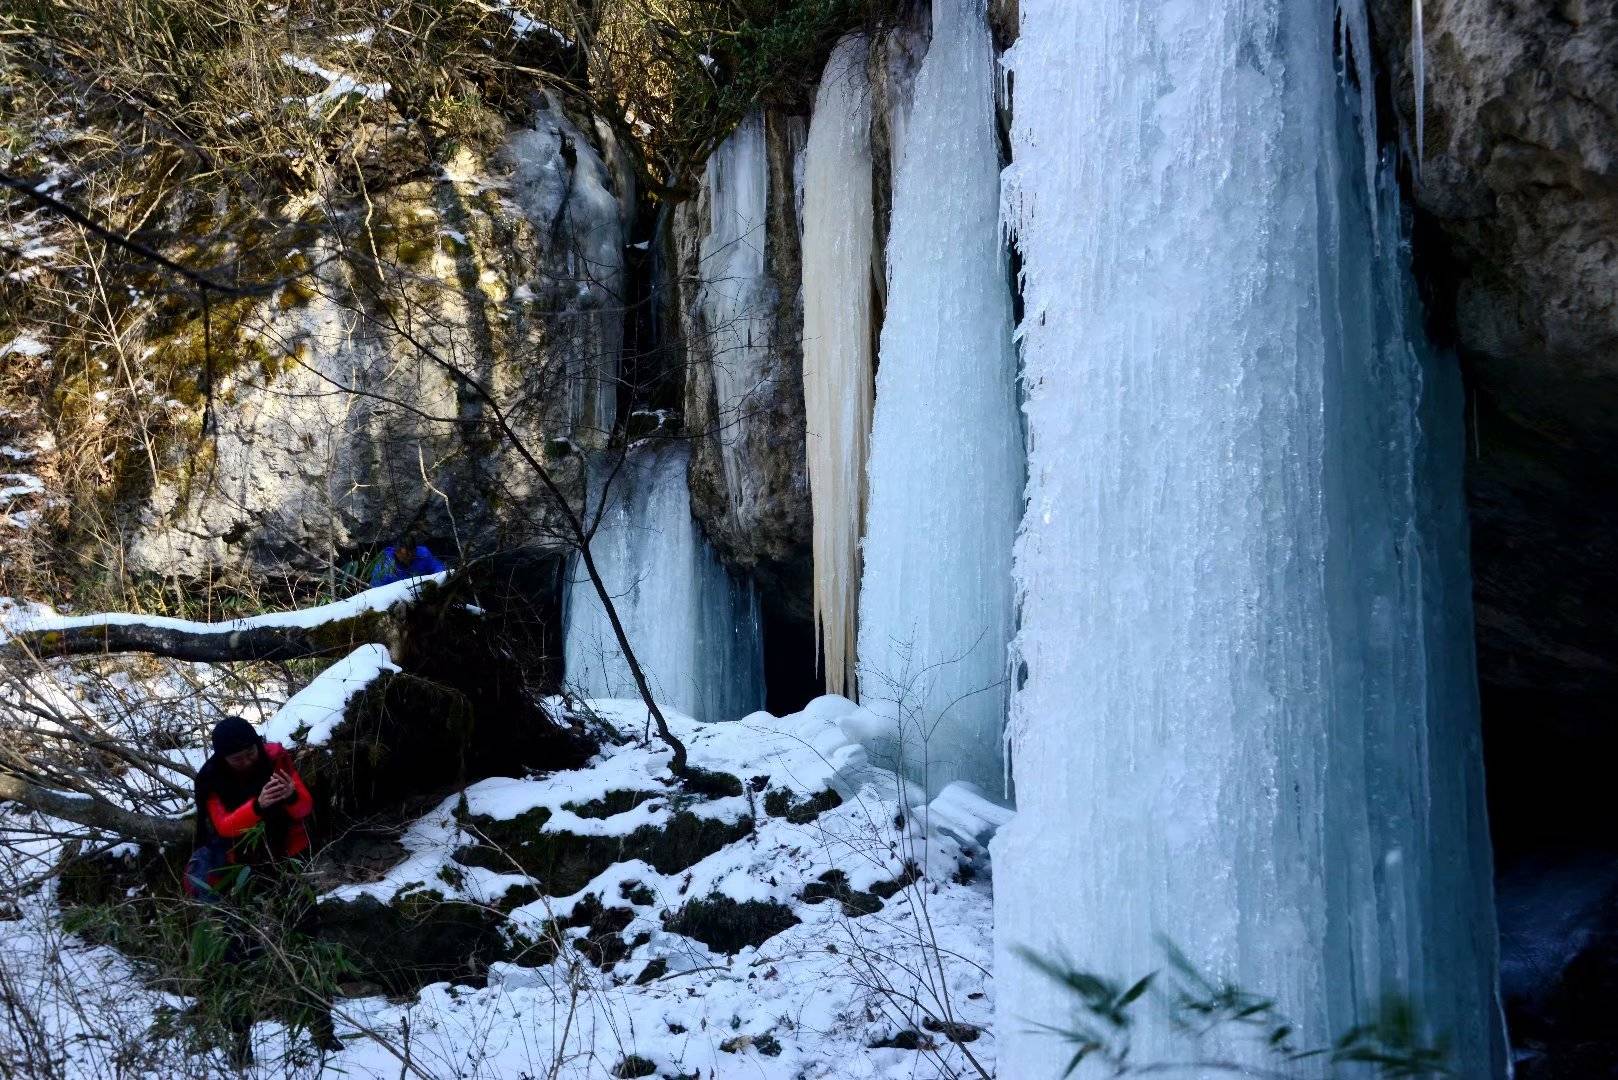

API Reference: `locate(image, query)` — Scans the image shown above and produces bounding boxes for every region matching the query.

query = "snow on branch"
[0,574,445,663]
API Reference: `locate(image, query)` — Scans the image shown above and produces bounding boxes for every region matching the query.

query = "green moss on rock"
[762,786,842,824]
[663,894,799,955]
[454,807,754,897]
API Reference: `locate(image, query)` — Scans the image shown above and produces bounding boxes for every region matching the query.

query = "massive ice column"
[856,0,1022,796]
[993,0,1504,1075]
[562,445,764,722]
[803,35,878,699]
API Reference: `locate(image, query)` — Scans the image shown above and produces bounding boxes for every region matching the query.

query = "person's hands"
[258,773,293,808]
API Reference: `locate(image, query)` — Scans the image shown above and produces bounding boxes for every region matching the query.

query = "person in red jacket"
[186,716,340,1063]
[186,716,314,898]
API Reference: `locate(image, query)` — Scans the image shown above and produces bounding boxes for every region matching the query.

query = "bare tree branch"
[0,775,189,843]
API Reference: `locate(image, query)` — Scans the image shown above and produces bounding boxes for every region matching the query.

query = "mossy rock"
[663,894,799,955]
[299,670,475,821]
[619,879,656,906]
[762,786,842,824]
[454,806,754,897]
[317,891,510,993]
[565,790,660,819]
[564,893,638,969]
[799,869,883,918]
[299,554,596,829]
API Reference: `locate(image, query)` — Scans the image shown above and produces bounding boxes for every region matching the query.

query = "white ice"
[562,445,764,722]
[857,0,1022,797]
[993,0,1504,1074]
[802,35,878,699]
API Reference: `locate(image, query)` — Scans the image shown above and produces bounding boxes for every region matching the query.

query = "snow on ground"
[0,333,49,358]
[279,54,389,115]
[312,697,999,1079]
[0,690,1000,1079]
[0,473,44,502]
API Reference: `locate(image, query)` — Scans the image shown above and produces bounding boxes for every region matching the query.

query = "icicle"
[694,112,773,519]
[562,445,765,722]
[1338,0,1382,244]
[802,36,877,699]
[992,0,1503,1075]
[857,0,1021,797]
[1413,0,1427,179]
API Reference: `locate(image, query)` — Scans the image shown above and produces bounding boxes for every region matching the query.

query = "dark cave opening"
[759,588,824,717]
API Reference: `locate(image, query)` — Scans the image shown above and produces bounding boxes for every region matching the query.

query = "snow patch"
[279,53,388,115]
[0,334,48,358]
[261,644,399,747]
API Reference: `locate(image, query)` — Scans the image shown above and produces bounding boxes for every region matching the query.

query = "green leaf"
[1117,972,1156,1008]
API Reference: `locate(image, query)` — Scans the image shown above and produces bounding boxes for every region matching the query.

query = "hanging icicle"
[802,35,877,698]
[694,112,773,519]
[1413,0,1427,178]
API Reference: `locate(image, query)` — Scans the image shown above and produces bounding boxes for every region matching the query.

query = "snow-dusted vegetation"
[0,625,998,1078]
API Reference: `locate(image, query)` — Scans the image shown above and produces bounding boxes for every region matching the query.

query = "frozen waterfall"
[992,1,1504,1076]
[509,97,623,444]
[693,111,775,525]
[562,445,765,722]
[856,0,1022,797]
[802,35,877,699]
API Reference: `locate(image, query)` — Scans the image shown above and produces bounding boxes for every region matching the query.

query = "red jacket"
[206,742,314,860]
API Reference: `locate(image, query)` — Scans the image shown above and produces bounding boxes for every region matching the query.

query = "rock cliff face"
[1367,0,1618,839]
[126,96,632,576]
[673,110,813,620]
[1366,3,1618,1075]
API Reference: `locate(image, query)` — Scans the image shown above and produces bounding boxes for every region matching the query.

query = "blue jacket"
[370,544,447,587]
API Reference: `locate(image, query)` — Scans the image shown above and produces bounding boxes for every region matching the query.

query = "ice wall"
[802,35,877,699]
[562,445,765,722]
[693,111,774,520]
[509,96,624,443]
[856,0,1022,797]
[993,2,1503,1075]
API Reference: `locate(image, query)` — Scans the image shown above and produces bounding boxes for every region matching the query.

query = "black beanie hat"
[210,715,261,756]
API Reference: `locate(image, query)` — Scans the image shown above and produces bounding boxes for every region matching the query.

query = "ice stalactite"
[856,0,1021,797]
[508,95,625,444]
[562,445,765,722]
[694,111,774,520]
[802,35,877,699]
[1413,0,1427,176]
[993,0,1504,1076]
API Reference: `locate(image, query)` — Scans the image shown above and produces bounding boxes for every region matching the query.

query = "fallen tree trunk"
[0,555,592,846]
[1,613,403,664]
[0,775,190,844]
[0,576,431,664]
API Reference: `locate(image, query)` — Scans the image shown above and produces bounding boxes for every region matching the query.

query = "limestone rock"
[673,110,813,620]
[126,97,629,576]
[1366,1,1618,729]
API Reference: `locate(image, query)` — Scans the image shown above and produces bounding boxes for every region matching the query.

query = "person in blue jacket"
[369,532,447,587]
